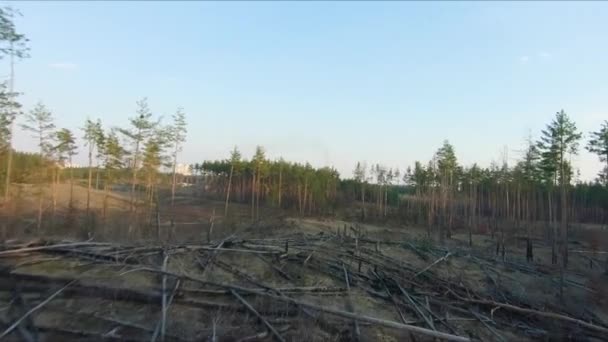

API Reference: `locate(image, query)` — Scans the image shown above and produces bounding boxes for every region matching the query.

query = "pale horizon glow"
[5,2,608,181]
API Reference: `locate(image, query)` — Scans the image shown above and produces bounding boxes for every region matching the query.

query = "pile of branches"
[0,226,607,341]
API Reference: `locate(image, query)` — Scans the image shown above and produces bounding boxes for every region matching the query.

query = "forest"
[1,6,608,342]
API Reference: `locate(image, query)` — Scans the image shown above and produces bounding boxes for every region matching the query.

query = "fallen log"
[231,290,286,342]
[130,266,472,342]
[0,280,75,339]
[448,290,608,335]
[414,252,451,279]
[0,242,111,257]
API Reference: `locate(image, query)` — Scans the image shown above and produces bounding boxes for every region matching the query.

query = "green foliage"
[587,120,608,184]
[0,6,29,59]
[103,130,126,171]
[198,150,340,214]
[516,137,541,184]
[0,82,21,151]
[230,146,242,165]
[169,107,187,155]
[0,150,45,183]
[436,140,458,178]
[118,98,157,171]
[353,161,366,183]
[82,118,104,158]
[537,110,582,185]
[141,133,168,181]
[53,128,77,165]
[21,102,55,158]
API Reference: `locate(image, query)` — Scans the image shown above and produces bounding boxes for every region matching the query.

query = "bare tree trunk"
[156,197,161,242]
[298,183,302,215]
[224,164,234,217]
[95,165,100,190]
[103,183,109,234]
[37,164,46,234]
[3,44,15,203]
[278,167,282,208]
[549,189,557,265]
[87,145,93,217]
[69,157,74,208]
[303,177,308,216]
[255,168,261,220]
[308,190,313,215]
[3,147,13,201]
[130,136,142,214]
[428,186,434,238]
[37,189,43,234]
[251,171,255,220]
[384,185,388,217]
[171,147,178,208]
[526,189,533,263]
[559,160,567,302]
[52,167,58,228]
[361,183,366,220]
[468,182,474,247]
[561,170,568,269]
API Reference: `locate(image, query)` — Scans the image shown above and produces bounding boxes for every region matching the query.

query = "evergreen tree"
[22,102,55,159]
[141,133,167,204]
[435,140,458,240]
[0,6,28,202]
[168,107,187,207]
[353,161,367,219]
[537,110,581,299]
[118,98,156,212]
[101,130,126,225]
[53,128,77,206]
[587,120,608,185]
[0,83,20,153]
[82,118,104,216]
[21,102,55,233]
[251,146,266,220]
[224,146,241,216]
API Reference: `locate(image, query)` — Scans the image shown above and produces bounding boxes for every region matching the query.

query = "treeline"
[192,147,341,219]
[197,111,608,270]
[0,97,188,234]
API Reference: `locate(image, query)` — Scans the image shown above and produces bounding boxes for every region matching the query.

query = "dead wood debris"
[0,229,606,342]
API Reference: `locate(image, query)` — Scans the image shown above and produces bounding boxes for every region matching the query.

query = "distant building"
[175,163,192,176]
[63,162,82,168]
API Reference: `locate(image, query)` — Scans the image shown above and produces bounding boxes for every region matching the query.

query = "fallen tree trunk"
[449,290,608,335]
[133,266,472,342]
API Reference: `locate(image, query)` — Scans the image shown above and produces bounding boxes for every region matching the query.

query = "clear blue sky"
[5,1,608,181]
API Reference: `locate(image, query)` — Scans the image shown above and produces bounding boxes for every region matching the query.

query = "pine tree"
[168,107,187,207]
[101,130,126,227]
[225,146,241,216]
[118,98,156,213]
[586,121,608,185]
[353,161,367,220]
[53,128,77,207]
[0,6,29,202]
[251,146,266,220]
[141,134,166,204]
[82,118,103,217]
[537,109,581,299]
[0,83,20,153]
[21,102,55,233]
[517,137,541,262]
[435,140,458,240]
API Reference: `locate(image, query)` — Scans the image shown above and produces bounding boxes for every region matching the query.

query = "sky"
[4,1,608,181]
